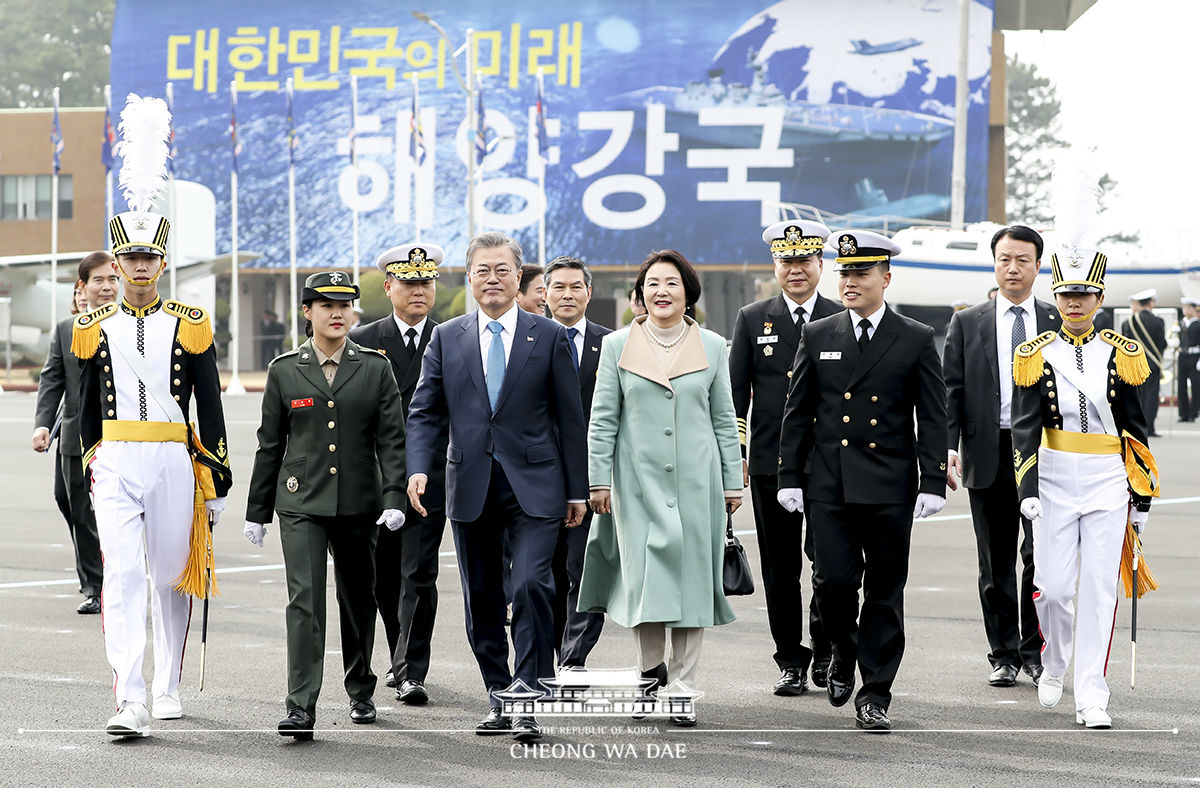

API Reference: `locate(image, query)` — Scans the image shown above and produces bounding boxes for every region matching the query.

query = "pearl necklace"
[646,320,689,348]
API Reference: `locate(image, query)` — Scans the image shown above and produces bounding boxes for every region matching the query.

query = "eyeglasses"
[471,266,515,279]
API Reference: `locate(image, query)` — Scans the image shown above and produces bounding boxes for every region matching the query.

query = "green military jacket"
[246,337,407,521]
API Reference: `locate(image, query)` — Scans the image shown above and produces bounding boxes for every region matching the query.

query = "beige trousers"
[633,623,704,691]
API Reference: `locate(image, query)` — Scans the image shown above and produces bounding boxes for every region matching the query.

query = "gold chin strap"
[1056,300,1102,339]
[115,258,167,288]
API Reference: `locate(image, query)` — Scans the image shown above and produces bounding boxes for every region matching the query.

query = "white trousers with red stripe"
[91,440,195,706]
[1033,446,1127,711]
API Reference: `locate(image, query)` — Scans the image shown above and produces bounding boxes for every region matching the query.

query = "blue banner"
[110,0,994,269]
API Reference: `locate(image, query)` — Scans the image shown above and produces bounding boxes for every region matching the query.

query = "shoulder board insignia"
[163,299,214,354]
[1013,331,1055,387]
[70,303,117,359]
[1099,329,1150,385]
[357,347,387,358]
[268,349,301,367]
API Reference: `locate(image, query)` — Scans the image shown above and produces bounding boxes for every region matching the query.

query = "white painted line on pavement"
[15,726,1181,735]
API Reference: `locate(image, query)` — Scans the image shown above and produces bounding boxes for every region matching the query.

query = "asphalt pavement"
[1,391,1197,788]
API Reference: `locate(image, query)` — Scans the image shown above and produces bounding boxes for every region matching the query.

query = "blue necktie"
[486,320,505,410]
[566,327,580,371]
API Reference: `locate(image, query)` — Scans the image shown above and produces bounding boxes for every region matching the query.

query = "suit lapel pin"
[763,321,773,335]
[591,346,598,352]
[527,336,535,342]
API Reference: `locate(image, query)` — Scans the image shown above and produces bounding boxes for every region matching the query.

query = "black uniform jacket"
[943,297,1058,489]
[1010,329,1152,510]
[778,306,947,505]
[350,314,447,506]
[730,292,843,476]
[246,337,407,522]
[35,317,87,457]
[77,299,232,496]
[1122,311,1167,373]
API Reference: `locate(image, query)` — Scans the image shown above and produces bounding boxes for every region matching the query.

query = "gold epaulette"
[1013,331,1056,387]
[357,347,386,359]
[164,299,214,354]
[1099,329,1151,385]
[70,303,117,359]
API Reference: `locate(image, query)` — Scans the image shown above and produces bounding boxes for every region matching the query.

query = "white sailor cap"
[1180,296,1200,307]
[1130,288,1157,302]
[951,298,972,310]
[828,229,900,272]
[376,243,443,281]
[762,220,831,258]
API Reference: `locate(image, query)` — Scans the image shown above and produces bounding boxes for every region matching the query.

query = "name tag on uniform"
[757,335,780,344]
[291,398,314,409]
[820,351,842,360]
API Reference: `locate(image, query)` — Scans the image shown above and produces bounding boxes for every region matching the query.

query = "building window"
[0,174,73,220]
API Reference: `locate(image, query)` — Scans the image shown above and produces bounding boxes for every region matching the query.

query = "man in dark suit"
[1179,298,1200,422]
[777,229,947,732]
[1122,290,1168,436]
[259,310,287,368]
[543,255,611,669]
[944,225,1053,689]
[32,252,118,614]
[406,232,588,743]
[350,242,448,706]
[730,219,841,697]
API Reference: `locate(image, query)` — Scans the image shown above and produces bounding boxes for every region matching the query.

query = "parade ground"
[1,391,1197,788]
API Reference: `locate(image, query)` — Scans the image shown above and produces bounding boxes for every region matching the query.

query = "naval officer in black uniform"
[729,219,841,696]
[350,243,449,706]
[777,229,947,731]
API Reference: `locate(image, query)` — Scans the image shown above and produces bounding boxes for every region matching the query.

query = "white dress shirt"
[852,302,887,341]
[478,302,521,380]
[995,293,1036,429]
[392,314,428,348]
[782,290,820,324]
[553,316,587,359]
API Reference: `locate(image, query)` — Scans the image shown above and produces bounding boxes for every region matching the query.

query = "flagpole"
[466,28,476,242]
[104,85,113,225]
[50,87,60,331]
[227,80,245,395]
[287,77,299,350]
[350,75,360,284]
[411,74,421,244]
[166,81,178,299]
[536,68,546,266]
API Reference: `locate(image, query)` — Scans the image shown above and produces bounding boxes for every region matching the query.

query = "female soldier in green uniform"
[245,271,407,741]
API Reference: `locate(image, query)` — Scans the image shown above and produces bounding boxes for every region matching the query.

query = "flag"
[535,72,549,158]
[286,81,298,166]
[166,83,177,176]
[230,88,243,174]
[101,88,115,173]
[51,91,64,175]
[474,80,489,165]
[409,88,426,166]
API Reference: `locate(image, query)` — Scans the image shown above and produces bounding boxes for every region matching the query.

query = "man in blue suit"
[406,232,588,744]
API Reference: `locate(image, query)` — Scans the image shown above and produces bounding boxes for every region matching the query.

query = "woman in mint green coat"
[580,250,743,724]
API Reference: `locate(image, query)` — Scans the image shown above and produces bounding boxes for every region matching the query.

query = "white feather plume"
[1050,147,1104,253]
[113,94,172,214]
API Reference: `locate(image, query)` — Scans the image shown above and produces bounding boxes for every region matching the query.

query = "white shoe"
[1075,707,1112,729]
[106,701,150,737]
[1038,674,1064,708]
[152,693,182,720]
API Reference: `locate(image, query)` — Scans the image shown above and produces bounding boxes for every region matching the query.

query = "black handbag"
[722,508,755,596]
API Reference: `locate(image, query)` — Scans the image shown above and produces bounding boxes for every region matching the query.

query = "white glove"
[776,488,805,514]
[912,493,946,520]
[244,521,267,547]
[205,497,227,526]
[377,508,406,531]
[1020,497,1042,521]
[1130,509,1149,535]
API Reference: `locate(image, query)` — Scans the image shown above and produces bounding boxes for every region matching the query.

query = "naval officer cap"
[762,220,830,259]
[301,270,360,302]
[829,229,900,272]
[376,243,443,281]
[1182,296,1200,307]
[1129,288,1157,302]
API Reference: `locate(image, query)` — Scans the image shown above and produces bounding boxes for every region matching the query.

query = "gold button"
[844,392,851,400]
[871,395,879,403]
[107,409,114,417]
[1046,380,1054,387]
[327,400,335,408]
[173,378,181,386]
[869,442,876,449]
[1110,390,1116,397]
[174,395,181,401]
[104,365,110,372]
[1048,392,1055,399]
[107,395,114,402]
[100,350,107,358]
[870,419,877,426]
[786,370,793,378]
[175,348,182,356]
[329,467,337,475]
[328,421,335,429]
[842,415,850,423]
[329,444,336,452]
[841,439,848,447]
[106,381,112,388]
[1050,404,1057,412]
[174,363,181,371]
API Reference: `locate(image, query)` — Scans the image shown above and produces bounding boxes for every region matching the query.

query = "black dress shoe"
[77,595,101,615]
[826,667,854,708]
[855,702,892,732]
[633,663,667,720]
[349,698,376,724]
[513,716,542,742]
[278,707,315,741]
[810,658,831,689]
[988,664,1019,687]
[384,670,397,688]
[476,707,512,735]
[396,679,429,705]
[1023,664,1044,685]
[773,667,808,697]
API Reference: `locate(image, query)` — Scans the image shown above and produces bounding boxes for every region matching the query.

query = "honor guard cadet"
[729,219,841,695]
[1011,242,1158,729]
[350,243,449,706]
[1179,297,1200,422]
[246,271,408,740]
[1121,289,1168,436]
[777,229,947,731]
[75,95,232,738]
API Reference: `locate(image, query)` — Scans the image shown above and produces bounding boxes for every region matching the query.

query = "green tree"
[0,0,114,108]
[1006,55,1065,225]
